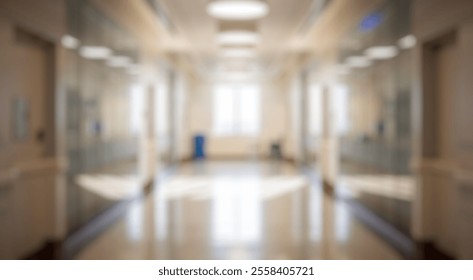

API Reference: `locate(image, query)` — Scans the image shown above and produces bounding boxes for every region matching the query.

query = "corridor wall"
[0,0,67,259]
[411,0,473,259]
[63,0,142,233]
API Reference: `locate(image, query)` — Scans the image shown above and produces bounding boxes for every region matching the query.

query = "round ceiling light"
[364,46,399,60]
[207,0,269,20]
[79,46,113,60]
[217,30,260,45]
[220,48,256,58]
[61,35,80,49]
[398,35,417,50]
[346,56,372,68]
[107,56,132,68]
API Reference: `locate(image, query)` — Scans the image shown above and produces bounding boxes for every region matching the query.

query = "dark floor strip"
[344,198,416,259]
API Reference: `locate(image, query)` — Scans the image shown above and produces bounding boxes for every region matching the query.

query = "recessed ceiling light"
[207,0,269,20]
[365,46,399,60]
[221,48,256,58]
[398,35,417,50]
[346,56,372,68]
[217,31,260,45]
[61,35,80,49]
[79,46,112,60]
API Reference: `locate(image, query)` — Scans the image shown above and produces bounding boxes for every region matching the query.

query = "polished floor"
[76,161,402,260]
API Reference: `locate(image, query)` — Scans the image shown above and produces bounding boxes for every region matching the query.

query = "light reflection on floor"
[76,161,402,260]
[339,175,415,201]
[76,174,144,200]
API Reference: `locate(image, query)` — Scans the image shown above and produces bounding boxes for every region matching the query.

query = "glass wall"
[64,0,142,233]
[336,0,414,235]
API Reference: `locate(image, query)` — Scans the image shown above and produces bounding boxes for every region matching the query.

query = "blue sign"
[360,12,383,32]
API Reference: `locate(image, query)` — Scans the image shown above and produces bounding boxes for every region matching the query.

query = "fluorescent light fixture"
[346,56,372,68]
[221,48,256,58]
[61,35,80,49]
[365,46,399,60]
[79,46,112,60]
[217,30,260,45]
[107,56,132,68]
[207,0,269,20]
[398,35,417,50]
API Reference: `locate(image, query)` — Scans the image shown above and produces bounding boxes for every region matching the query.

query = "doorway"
[422,32,458,256]
[423,33,457,160]
[12,28,55,163]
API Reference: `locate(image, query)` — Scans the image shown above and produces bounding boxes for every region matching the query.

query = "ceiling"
[157,0,320,79]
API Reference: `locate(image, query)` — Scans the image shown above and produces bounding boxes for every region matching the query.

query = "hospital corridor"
[1,0,473,260]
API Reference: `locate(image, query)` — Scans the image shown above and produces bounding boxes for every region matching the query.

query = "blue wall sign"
[360,12,383,32]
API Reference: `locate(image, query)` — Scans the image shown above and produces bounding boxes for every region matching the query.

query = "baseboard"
[24,240,63,260]
[179,157,193,164]
[283,157,297,164]
[415,242,454,260]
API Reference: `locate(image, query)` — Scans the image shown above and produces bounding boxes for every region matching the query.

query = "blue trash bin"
[193,134,206,160]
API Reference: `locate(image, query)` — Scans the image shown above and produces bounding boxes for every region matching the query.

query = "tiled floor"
[76,161,402,260]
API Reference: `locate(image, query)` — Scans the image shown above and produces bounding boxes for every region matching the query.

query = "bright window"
[156,83,169,137]
[129,84,145,135]
[308,84,323,137]
[333,84,350,136]
[213,84,261,136]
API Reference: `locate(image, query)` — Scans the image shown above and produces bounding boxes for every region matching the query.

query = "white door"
[12,31,49,162]
[11,29,52,258]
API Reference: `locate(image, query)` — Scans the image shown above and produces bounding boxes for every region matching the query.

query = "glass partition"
[336,0,414,235]
[64,0,142,233]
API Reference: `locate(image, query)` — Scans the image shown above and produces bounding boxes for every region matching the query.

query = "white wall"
[0,0,67,259]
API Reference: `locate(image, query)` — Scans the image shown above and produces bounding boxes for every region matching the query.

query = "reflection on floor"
[76,161,401,260]
[339,175,414,201]
[67,160,140,233]
[76,174,143,201]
